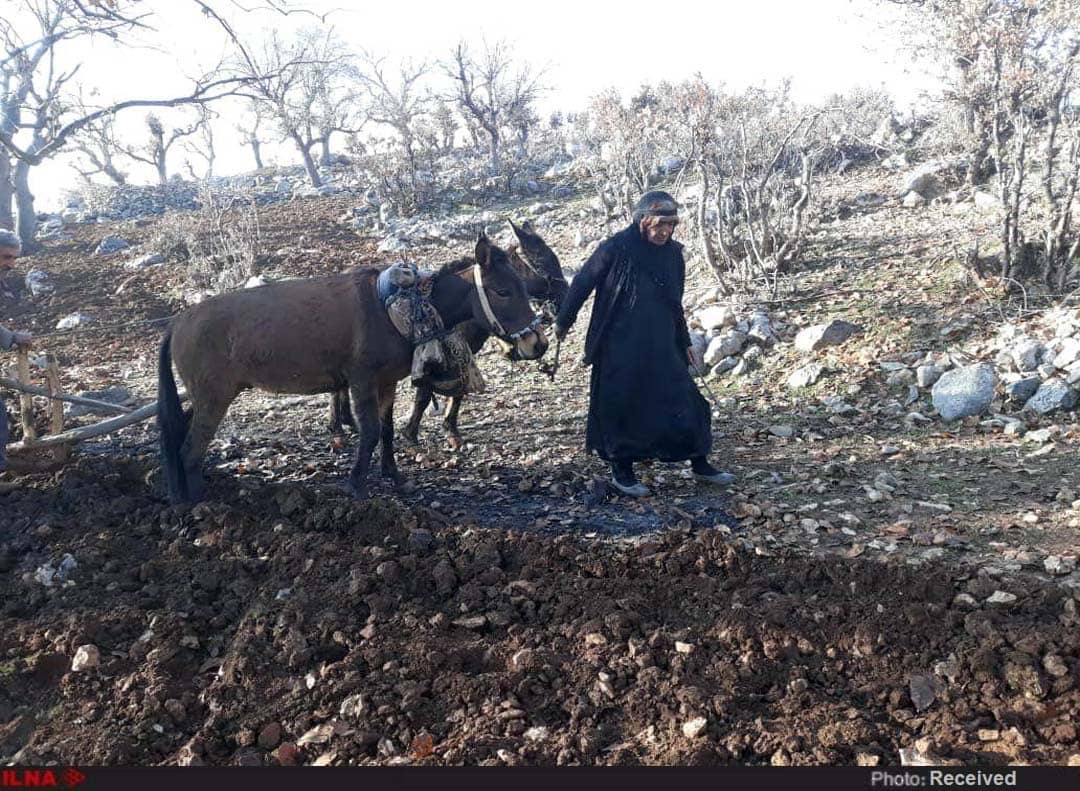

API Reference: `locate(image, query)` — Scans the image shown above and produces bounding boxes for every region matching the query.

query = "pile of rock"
[875,309,1080,422]
[687,302,782,380]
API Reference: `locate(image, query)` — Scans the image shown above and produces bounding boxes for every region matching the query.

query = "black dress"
[556,224,710,463]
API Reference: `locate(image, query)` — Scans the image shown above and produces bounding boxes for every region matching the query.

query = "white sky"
[21,0,937,209]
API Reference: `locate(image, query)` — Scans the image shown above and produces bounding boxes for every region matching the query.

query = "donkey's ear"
[509,219,531,242]
[521,219,535,234]
[475,232,491,267]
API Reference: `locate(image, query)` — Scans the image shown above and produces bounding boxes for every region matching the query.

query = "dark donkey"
[158,232,547,504]
[329,220,568,447]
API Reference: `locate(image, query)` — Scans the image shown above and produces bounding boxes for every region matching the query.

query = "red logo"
[0,769,84,789]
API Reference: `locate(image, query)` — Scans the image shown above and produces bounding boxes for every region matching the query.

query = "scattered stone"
[1025,428,1055,444]
[788,363,825,389]
[821,396,857,416]
[705,331,747,365]
[1010,339,1045,372]
[986,591,1017,607]
[24,269,54,296]
[681,717,708,739]
[1043,654,1069,678]
[524,726,550,742]
[1024,379,1078,414]
[94,236,130,255]
[67,386,134,418]
[56,312,92,330]
[932,364,997,421]
[977,729,1000,742]
[916,365,942,388]
[1052,338,1080,369]
[1005,377,1042,403]
[257,723,282,749]
[794,320,862,353]
[909,674,938,712]
[71,644,101,672]
[768,425,795,439]
[124,253,165,270]
[709,356,739,377]
[973,190,998,211]
[902,191,926,208]
[339,694,365,719]
[1044,556,1076,576]
[697,305,736,332]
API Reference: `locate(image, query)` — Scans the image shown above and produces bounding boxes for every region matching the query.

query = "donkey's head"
[468,231,548,360]
[508,219,569,311]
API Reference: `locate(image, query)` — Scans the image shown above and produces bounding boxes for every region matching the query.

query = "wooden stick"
[0,376,133,414]
[43,356,69,463]
[5,393,187,453]
[15,349,36,441]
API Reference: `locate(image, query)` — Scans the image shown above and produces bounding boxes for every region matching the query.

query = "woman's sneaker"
[691,458,736,485]
[611,463,650,497]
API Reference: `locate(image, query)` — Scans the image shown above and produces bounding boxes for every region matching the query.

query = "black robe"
[556,224,710,463]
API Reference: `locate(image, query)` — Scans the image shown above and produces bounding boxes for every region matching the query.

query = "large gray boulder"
[931,364,997,421]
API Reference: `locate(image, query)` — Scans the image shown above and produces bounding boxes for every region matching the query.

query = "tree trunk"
[14,159,38,254]
[488,132,499,172]
[292,134,322,187]
[0,154,13,231]
[320,134,333,166]
[156,155,168,185]
[250,139,264,170]
[103,160,127,185]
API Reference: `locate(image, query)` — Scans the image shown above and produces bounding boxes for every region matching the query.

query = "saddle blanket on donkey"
[376,263,486,396]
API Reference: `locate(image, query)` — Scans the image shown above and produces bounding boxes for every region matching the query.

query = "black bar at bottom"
[1,766,1077,791]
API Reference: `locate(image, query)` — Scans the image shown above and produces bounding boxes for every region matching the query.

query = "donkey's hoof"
[399,430,420,448]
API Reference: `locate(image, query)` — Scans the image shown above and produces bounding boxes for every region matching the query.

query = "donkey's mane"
[434,256,476,278]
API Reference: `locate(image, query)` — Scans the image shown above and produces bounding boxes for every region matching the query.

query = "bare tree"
[0,0,311,245]
[444,39,544,171]
[234,27,362,187]
[181,105,218,180]
[69,109,128,185]
[236,100,269,170]
[884,0,1080,292]
[120,111,205,184]
[357,51,430,176]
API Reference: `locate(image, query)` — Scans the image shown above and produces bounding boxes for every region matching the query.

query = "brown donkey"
[329,220,568,447]
[158,233,547,504]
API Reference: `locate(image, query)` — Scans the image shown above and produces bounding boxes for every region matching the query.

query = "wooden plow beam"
[3,350,185,460]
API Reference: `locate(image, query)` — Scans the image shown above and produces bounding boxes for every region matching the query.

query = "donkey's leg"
[346,384,380,499]
[329,389,355,434]
[443,396,465,450]
[180,390,235,503]
[401,386,432,447]
[377,381,402,485]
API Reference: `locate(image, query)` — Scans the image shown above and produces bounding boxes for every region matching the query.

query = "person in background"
[0,229,33,485]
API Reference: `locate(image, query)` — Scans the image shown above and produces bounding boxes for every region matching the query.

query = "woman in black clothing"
[554,191,735,497]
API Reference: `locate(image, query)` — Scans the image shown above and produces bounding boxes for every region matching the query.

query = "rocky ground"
[1,167,1078,766]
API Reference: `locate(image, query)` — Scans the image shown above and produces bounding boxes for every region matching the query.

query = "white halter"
[472,262,507,338]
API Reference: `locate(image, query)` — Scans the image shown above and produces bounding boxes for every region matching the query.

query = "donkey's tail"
[157,330,189,502]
